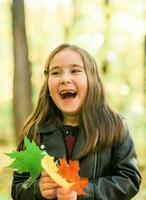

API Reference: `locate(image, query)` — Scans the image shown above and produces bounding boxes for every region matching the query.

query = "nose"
[59,73,71,84]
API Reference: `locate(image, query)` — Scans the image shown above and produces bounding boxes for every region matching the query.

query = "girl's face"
[48,49,88,122]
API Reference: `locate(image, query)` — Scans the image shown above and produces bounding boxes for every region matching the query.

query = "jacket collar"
[39,120,60,133]
[39,120,85,160]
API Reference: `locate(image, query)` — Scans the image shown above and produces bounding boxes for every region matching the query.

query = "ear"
[44,69,48,76]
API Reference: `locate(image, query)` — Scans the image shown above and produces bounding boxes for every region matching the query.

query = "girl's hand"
[56,188,77,200]
[39,171,59,199]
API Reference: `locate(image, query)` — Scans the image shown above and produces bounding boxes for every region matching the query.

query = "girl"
[11,44,141,200]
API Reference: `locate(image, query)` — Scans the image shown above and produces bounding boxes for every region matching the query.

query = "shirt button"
[40,144,45,150]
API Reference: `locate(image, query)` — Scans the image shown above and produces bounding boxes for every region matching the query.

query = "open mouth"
[60,90,77,99]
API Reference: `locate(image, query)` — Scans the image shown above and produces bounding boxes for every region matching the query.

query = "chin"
[62,110,80,116]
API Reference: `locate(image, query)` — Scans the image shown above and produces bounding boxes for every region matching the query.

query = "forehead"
[50,49,83,67]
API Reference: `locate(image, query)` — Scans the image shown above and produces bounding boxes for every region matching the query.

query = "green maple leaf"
[5,137,46,184]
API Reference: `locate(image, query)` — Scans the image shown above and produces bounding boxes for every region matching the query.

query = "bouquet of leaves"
[6,137,88,195]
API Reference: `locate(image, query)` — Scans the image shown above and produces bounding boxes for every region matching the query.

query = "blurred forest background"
[0,0,146,199]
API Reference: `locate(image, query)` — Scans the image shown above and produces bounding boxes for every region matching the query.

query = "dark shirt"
[62,125,78,161]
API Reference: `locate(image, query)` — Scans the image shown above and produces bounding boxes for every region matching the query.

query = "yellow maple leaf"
[41,155,73,189]
[41,155,88,195]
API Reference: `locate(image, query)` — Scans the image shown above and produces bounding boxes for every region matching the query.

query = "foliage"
[58,159,88,195]
[6,138,88,195]
[41,155,74,190]
[41,155,89,195]
[5,137,45,184]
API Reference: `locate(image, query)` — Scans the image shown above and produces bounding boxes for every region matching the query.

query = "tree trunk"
[12,0,32,136]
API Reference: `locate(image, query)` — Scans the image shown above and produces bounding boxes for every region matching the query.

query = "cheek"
[79,77,88,94]
[48,78,56,90]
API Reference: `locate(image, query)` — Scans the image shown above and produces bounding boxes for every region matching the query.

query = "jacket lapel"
[71,132,84,160]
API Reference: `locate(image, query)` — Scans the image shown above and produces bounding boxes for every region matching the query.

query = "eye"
[71,69,81,73]
[50,71,60,75]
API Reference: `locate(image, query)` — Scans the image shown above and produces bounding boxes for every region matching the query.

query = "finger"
[40,176,55,184]
[40,182,59,190]
[57,192,76,200]
[42,189,57,199]
[57,188,72,195]
[56,188,77,200]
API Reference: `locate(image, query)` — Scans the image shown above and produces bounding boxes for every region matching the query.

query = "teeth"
[60,90,77,99]
[60,90,76,95]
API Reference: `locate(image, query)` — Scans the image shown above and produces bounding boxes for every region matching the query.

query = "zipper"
[93,153,97,179]
[91,154,100,200]
[90,183,95,200]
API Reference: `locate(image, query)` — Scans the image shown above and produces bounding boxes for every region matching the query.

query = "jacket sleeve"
[11,171,46,200]
[78,124,141,200]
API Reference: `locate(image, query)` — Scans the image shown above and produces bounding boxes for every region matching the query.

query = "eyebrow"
[49,66,60,72]
[49,64,84,72]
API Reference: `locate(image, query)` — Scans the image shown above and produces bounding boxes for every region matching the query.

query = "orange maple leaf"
[58,158,89,195]
[71,178,89,195]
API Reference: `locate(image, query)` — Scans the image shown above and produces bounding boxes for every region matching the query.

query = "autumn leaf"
[58,159,80,181]
[71,178,89,195]
[58,158,89,195]
[42,156,88,195]
[5,137,46,184]
[6,137,88,194]
[41,155,73,189]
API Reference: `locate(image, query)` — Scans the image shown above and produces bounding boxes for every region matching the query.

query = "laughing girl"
[11,44,141,200]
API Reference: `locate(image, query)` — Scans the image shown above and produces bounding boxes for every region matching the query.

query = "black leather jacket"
[11,120,141,200]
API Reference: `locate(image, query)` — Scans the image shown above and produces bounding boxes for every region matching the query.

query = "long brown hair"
[17,43,124,158]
